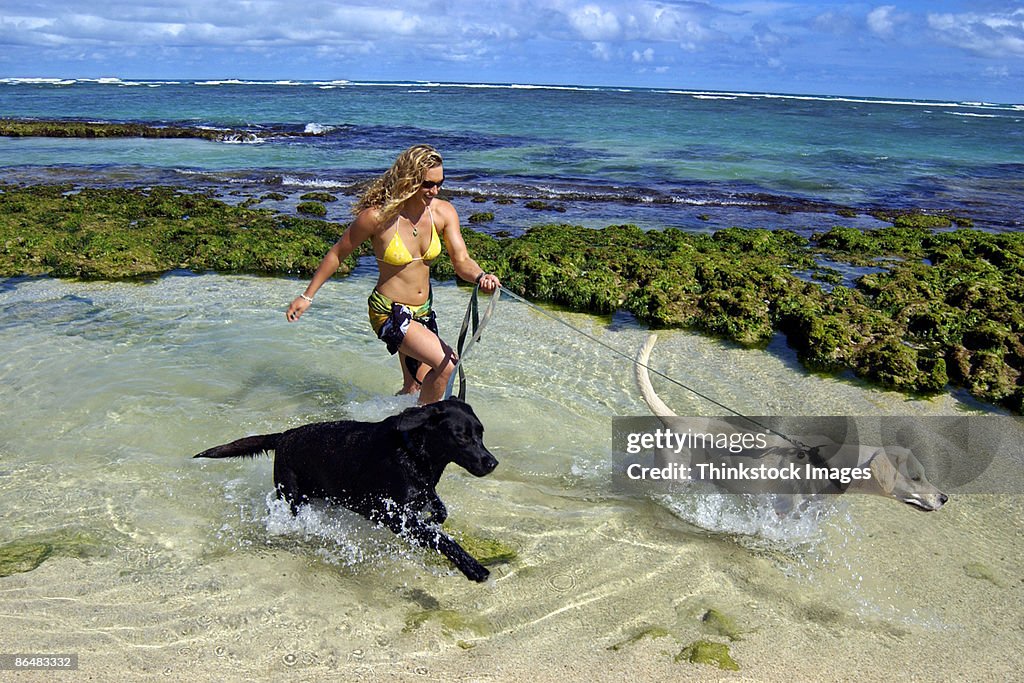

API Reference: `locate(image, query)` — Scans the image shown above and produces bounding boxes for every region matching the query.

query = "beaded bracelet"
[300,294,314,303]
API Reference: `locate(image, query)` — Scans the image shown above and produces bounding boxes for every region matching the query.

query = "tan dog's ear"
[868,448,897,494]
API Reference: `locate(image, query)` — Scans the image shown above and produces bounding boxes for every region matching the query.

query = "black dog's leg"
[410,491,448,523]
[377,510,489,583]
[275,473,304,516]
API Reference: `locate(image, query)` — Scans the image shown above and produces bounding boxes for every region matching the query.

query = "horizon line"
[1,76,1021,109]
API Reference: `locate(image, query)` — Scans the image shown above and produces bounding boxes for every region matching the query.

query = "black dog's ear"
[393,401,446,434]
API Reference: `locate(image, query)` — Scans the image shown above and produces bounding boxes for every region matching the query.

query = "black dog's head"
[395,398,498,477]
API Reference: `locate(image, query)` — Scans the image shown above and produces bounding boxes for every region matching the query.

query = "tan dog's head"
[867,446,948,511]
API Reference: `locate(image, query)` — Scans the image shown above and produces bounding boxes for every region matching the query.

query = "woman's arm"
[286,209,378,321]
[436,201,501,293]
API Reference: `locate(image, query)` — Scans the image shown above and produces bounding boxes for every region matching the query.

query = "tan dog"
[634,334,947,511]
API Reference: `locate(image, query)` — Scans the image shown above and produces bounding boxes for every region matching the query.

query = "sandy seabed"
[2,490,1022,683]
[1,274,1022,682]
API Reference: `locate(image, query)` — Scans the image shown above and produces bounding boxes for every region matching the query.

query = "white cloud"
[928,9,1024,57]
[812,10,857,35]
[326,6,425,37]
[568,4,622,41]
[558,1,728,61]
[867,6,899,38]
[0,1,726,62]
[589,41,614,61]
[631,47,654,63]
[0,0,1019,101]
[0,2,498,49]
[750,22,788,57]
[0,14,55,31]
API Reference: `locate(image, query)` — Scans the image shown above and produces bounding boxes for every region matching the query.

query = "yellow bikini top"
[376,206,442,267]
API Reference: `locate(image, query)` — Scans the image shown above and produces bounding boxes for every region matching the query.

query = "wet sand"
[1,273,1022,681]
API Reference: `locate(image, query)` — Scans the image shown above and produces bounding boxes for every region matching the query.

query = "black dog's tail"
[193,433,283,460]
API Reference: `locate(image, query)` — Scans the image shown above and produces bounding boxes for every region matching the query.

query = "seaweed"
[606,625,670,651]
[0,531,107,577]
[674,639,740,671]
[298,192,338,203]
[0,118,320,143]
[700,608,748,641]
[441,524,517,566]
[2,184,1020,412]
[0,185,350,278]
[296,201,327,217]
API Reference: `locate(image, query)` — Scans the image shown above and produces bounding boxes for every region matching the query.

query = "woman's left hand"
[478,273,500,293]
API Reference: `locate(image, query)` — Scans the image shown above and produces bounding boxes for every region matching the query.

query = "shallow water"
[1,271,1022,680]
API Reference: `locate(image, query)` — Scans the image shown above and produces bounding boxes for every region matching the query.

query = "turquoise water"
[1,272,1022,679]
[2,78,1023,232]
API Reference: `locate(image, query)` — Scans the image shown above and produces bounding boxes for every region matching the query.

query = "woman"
[285,144,501,403]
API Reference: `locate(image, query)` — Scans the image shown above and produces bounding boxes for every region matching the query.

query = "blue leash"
[443,285,501,400]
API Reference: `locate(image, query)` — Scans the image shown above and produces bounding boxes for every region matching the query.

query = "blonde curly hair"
[353,144,444,223]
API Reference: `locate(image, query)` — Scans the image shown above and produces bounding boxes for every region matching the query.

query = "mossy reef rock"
[0,118,322,143]
[454,222,1021,412]
[675,639,740,670]
[0,184,351,279]
[1,184,1021,412]
[0,531,106,577]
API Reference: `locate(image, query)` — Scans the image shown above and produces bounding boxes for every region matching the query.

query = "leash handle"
[453,286,479,399]
[443,285,501,400]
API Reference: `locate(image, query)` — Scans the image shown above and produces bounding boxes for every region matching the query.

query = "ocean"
[2,77,1023,234]
[1,77,1023,680]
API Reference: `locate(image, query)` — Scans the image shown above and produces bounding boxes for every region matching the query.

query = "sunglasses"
[421,178,445,190]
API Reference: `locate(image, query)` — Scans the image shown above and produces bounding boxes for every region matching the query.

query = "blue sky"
[1,1,1022,102]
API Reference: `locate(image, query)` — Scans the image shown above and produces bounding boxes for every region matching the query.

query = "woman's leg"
[398,321,457,404]
[396,352,421,395]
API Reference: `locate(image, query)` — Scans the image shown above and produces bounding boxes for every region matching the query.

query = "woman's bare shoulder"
[346,206,389,244]
[354,206,385,224]
[356,206,393,231]
[431,200,459,227]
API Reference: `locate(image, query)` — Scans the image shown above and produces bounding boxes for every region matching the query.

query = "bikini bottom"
[367,288,441,378]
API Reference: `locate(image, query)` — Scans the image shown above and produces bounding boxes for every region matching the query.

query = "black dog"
[194,398,498,582]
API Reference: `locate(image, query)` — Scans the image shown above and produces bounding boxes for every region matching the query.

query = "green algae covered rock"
[0,118,320,143]
[402,608,490,637]
[0,541,53,577]
[700,608,748,641]
[0,118,242,141]
[296,201,327,217]
[298,192,337,203]
[442,524,517,566]
[1,184,1021,413]
[963,561,1005,587]
[0,531,107,577]
[868,209,972,230]
[0,185,350,278]
[675,639,740,671]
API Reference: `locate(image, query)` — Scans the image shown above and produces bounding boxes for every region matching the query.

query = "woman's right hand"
[286,296,312,322]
